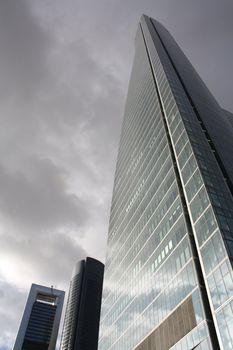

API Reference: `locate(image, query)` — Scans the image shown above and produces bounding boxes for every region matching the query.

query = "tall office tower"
[14,284,64,350]
[98,14,233,350]
[60,257,104,350]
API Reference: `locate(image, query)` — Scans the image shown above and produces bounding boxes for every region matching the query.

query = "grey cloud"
[0,230,87,286]
[0,0,232,348]
[0,0,51,99]
[0,158,89,232]
[0,281,27,349]
[0,0,124,173]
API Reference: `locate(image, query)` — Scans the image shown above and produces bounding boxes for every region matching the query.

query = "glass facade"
[23,301,57,349]
[98,15,233,350]
[14,284,64,350]
[60,258,104,350]
[60,263,84,350]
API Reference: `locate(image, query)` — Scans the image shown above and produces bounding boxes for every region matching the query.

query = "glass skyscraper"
[14,284,64,350]
[98,15,233,350]
[60,257,104,350]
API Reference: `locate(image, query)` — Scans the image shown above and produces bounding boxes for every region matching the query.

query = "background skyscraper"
[14,284,64,350]
[60,257,104,350]
[99,15,233,350]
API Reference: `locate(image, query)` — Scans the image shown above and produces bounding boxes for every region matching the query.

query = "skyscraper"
[14,284,64,350]
[98,15,233,350]
[60,257,104,350]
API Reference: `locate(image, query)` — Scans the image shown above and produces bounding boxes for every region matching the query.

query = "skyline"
[0,0,233,349]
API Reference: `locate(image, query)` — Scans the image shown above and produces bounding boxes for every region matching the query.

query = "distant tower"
[60,257,104,350]
[14,284,65,350]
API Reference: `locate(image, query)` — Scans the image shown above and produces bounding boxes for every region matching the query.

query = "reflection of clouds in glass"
[171,322,211,350]
[216,299,233,349]
[106,150,176,271]
[101,235,193,334]
[100,260,199,349]
[98,323,117,349]
[207,259,233,310]
[103,226,189,305]
[106,189,182,291]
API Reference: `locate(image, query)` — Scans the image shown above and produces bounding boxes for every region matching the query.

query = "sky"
[0,0,232,348]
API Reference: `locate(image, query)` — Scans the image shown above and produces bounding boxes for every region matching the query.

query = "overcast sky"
[0,0,232,348]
